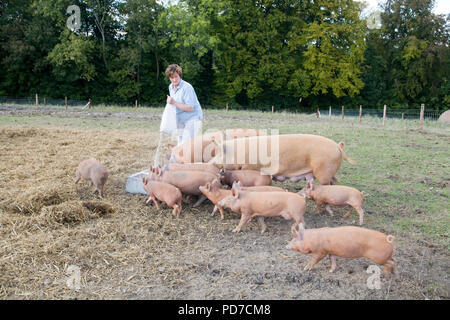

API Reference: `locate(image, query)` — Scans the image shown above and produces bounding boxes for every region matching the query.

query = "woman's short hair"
[165,64,182,78]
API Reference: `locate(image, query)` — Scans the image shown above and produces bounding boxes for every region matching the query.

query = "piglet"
[74,158,109,198]
[219,169,272,188]
[286,225,396,275]
[142,178,182,217]
[199,179,231,220]
[218,187,306,234]
[298,181,365,225]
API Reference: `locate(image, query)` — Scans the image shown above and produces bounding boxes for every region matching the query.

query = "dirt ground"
[0,108,448,299]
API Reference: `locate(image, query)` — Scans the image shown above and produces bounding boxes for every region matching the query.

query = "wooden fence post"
[359,105,362,123]
[89,98,91,110]
[316,107,320,118]
[272,105,274,113]
[44,97,46,106]
[226,103,228,112]
[402,113,404,120]
[135,100,138,109]
[35,93,38,110]
[341,106,344,120]
[65,96,68,111]
[329,106,331,118]
[383,105,387,126]
[419,103,424,131]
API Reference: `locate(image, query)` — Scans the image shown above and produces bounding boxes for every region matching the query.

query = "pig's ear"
[205,183,211,191]
[167,144,175,151]
[294,229,304,241]
[155,167,161,176]
[142,177,146,185]
[211,137,226,155]
[149,165,153,172]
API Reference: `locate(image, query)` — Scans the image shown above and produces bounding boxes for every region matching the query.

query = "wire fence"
[0,96,444,121]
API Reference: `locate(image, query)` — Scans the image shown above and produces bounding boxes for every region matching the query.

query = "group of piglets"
[73,157,395,277]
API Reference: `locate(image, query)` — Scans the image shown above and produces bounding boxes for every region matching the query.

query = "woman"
[165,64,203,145]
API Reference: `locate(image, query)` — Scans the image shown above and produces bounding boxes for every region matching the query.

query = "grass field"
[0,104,448,299]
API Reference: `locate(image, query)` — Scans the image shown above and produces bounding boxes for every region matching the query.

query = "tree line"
[0,0,448,111]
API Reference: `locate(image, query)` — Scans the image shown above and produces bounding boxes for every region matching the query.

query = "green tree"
[380,0,449,108]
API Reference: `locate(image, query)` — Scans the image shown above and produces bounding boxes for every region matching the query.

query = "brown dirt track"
[0,125,448,299]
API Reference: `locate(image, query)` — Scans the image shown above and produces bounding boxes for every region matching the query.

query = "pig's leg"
[343,206,353,218]
[304,253,326,271]
[152,197,160,210]
[291,218,305,233]
[330,176,338,185]
[329,255,337,272]
[182,195,191,204]
[218,206,225,220]
[177,199,182,217]
[211,205,218,217]
[256,217,267,234]
[74,171,81,184]
[324,204,334,216]
[382,259,395,276]
[232,214,252,233]
[273,175,286,182]
[193,194,207,207]
[356,207,364,225]
[99,188,104,199]
[315,203,323,214]
[172,204,180,217]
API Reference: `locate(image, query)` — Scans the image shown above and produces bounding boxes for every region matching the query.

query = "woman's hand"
[167,95,193,112]
[167,95,176,105]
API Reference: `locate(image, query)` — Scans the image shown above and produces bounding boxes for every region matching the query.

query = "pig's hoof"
[232,228,240,233]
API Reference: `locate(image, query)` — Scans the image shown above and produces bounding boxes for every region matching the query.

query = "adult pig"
[209,134,355,185]
[170,128,263,164]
